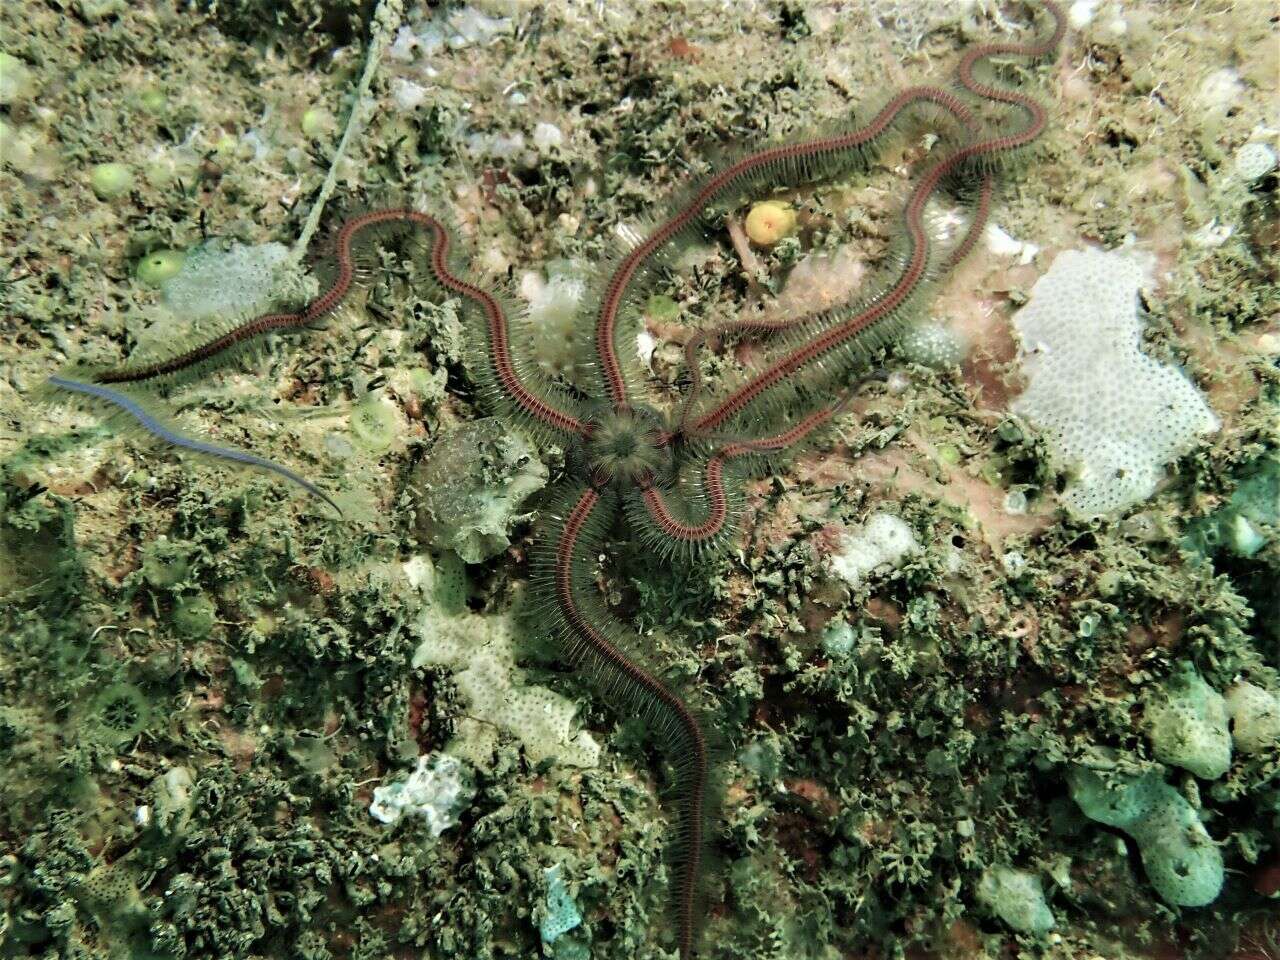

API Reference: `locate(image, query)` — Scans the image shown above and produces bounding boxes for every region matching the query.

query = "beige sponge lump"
[408,554,599,768]
[1143,664,1232,780]
[1225,681,1280,754]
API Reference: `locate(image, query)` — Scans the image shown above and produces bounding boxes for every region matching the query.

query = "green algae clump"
[170,592,216,639]
[139,535,193,589]
[150,765,194,837]
[1068,767,1223,907]
[0,52,36,104]
[1143,663,1232,780]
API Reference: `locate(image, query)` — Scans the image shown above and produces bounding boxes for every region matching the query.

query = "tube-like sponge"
[1069,767,1223,907]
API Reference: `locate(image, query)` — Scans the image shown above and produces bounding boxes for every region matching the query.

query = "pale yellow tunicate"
[744,200,796,246]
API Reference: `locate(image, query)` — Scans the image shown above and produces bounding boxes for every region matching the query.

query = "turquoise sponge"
[539,864,583,945]
[1069,767,1223,906]
[1144,663,1232,780]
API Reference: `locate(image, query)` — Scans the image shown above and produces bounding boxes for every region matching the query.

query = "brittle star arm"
[591,84,988,415]
[673,173,992,437]
[540,486,712,960]
[94,208,587,441]
[686,1,1064,437]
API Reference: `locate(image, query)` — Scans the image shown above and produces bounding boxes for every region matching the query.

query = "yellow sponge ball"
[744,200,796,246]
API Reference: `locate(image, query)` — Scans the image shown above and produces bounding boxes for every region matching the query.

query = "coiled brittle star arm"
[592,84,987,414]
[687,0,1066,437]
[631,382,870,559]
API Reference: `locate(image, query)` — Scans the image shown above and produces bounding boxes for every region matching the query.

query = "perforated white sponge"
[1011,248,1219,517]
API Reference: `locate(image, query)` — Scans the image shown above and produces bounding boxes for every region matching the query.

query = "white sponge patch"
[409,555,599,768]
[370,752,473,833]
[828,513,919,588]
[162,240,291,322]
[1011,248,1218,517]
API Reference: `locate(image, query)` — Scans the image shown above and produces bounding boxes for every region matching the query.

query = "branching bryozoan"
[50,3,1065,955]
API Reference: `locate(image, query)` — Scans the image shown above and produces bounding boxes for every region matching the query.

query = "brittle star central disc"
[582,404,672,486]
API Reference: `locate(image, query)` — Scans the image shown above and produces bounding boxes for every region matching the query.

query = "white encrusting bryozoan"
[1010,247,1218,518]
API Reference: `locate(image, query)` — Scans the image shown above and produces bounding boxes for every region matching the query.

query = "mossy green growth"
[136,249,186,287]
[738,737,782,780]
[170,592,216,639]
[1184,455,1279,559]
[1068,767,1224,906]
[349,394,402,453]
[0,52,35,104]
[149,766,194,837]
[140,536,193,589]
[1144,662,1232,780]
[976,865,1055,934]
[78,0,128,22]
[644,294,680,322]
[89,162,134,200]
[138,87,166,113]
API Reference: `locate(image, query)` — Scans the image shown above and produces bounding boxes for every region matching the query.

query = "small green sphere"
[136,249,186,286]
[89,161,134,200]
[138,87,166,113]
[213,132,239,157]
[300,107,331,139]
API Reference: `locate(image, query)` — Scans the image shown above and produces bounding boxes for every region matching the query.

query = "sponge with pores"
[1144,664,1232,780]
[1225,681,1280,755]
[976,865,1055,934]
[1068,767,1223,907]
[1010,247,1218,517]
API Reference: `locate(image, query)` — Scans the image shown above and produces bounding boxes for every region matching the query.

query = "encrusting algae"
[1,1,1277,959]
